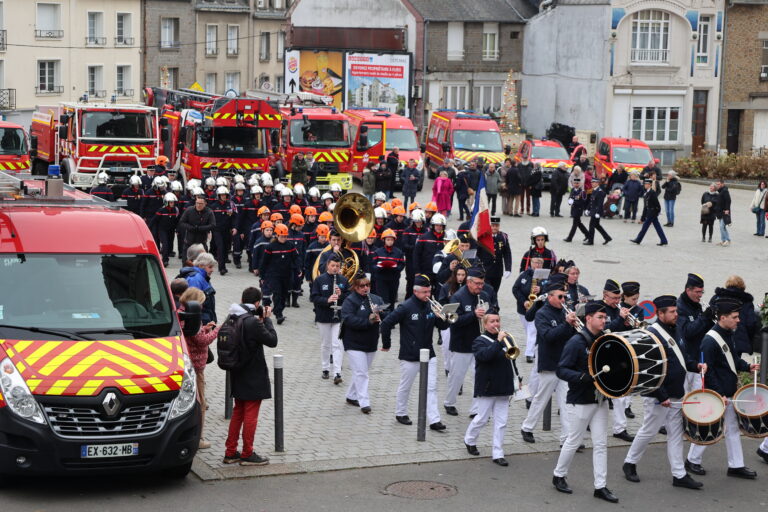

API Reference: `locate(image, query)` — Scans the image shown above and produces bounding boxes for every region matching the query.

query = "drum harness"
[651,323,687,372]
[705,329,738,378]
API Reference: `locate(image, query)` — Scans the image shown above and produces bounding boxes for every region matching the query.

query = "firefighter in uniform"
[305,224,329,285]
[287,213,307,308]
[210,186,236,276]
[371,229,405,312]
[90,172,114,202]
[122,175,145,216]
[519,227,557,271]
[402,209,427,298]
[414,213,447,289]
[230,182,248,269]
[259,223,299,325]
[149,192,180,267]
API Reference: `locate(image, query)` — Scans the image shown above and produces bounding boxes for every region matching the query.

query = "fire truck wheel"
[426,159,435,179]
[60,162,72,185]
[167,461,193,479]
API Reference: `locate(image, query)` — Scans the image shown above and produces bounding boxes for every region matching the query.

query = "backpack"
[216,310,253,371]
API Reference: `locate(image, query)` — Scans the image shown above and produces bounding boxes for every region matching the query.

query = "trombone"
[498,330,520,360]
[429,298,458,324]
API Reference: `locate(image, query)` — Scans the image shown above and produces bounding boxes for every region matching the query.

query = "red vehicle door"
[357,121,385,169]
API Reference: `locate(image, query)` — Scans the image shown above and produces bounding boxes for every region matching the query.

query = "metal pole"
[760,331,767,385]
[417,348,429,442]
[543,397,552,431]
[274,354,285,452]
[224,371,233,419]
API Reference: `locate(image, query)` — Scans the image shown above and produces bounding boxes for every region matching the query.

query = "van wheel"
[167,461,193,479]
[425,159,435,179]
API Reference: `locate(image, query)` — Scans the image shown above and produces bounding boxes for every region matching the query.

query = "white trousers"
[396,358,441,424]
[624,397,686,478]
[318,323,343,375]
[464,396,510,459]
[519,314,537,358]
[760,437,768,452]
[444,351,475,409]
[345,350,376,408]
[521,371,570,443]
[721,402,745,469]
[527,346,541,397]
[554,400,610,489]
[685,372,708,464]
[440,329,453,374]
[612,396,629,434]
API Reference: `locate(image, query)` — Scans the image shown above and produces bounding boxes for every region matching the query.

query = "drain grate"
[384,480,458,500]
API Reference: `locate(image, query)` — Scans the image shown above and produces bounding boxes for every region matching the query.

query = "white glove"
[365,273,371,280]
[503,271,511,280]
[433,261,443,274]
[568,198,574,205]
[595,214,600,219]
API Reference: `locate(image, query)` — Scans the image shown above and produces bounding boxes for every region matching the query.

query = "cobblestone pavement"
[171,180,768,480]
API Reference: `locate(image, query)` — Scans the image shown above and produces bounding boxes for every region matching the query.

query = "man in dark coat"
[549,162,569,217]
[223,286,278,466]
[584,180,612,245]
[178,197,216,254]
[716,178,732,245]
[630,179,668,246]
[563,178,589,242]
[518,158,533,214]
[386,147,400,199]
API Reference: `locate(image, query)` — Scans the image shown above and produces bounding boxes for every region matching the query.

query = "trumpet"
[429,298,458,323]
[562,302,586,332]
[477,297,489,331]
[498,331,521,360]
[626,310,646,329]
[525,293,548,310]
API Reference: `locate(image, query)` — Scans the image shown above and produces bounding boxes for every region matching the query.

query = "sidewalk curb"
[678,177,757,191]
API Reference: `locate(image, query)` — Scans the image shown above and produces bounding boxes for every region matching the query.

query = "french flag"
[470,172,495,256]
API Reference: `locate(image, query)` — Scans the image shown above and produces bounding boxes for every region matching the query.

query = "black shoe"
[235,262,242,269]
[276,315,285,325]
[727,467,757,479]
[629,239,640,244]
[625,407,635,419]
[525,399,532,410]
[664,222,672,227]
[346,398,360,407]
[445,369,449,377]
[430,421,447,431]
[613,430,634,442]
[333,374,343,385]
[458,385,463,396]
[521,430,535,443]
[563,238,572,243]
[526,356,534,363]
[559,444,584,453]
[222,451,242,464]
[659,426,667,435]
[603,238,612,245]
[657,242,668,246]
[758,448,768,464]
[583,240,594,245]
[552,476,572,494]
[493,458,509,466]
[240,453,270,466]
[623,462,640,482]
[465,443,480,456]
[469,413,477,419]
[396,415,412,425]
[685,460,706,475]
[594,487,618,503]
[555,214,563,217]
[219,268,228,275]
[444,405,459,416]
[673,474,703,489]
[321,370,330,380]
[361,406,372,414]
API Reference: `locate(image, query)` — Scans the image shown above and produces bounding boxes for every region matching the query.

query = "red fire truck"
[0,121,31,173]
[30,102,161,188]
[144,88,282,180]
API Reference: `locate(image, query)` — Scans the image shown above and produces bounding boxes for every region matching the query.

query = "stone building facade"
[142,0,196,91]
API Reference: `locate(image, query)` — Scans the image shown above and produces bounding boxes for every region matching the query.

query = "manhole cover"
[384,480,457,500]
[593,259,621,264]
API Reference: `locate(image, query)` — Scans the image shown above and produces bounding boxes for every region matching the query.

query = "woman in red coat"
[432,170,455,217]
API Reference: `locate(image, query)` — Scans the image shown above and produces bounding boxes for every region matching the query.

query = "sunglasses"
[555,294,566,299]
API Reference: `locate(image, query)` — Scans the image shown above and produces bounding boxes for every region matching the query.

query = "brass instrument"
[562,302,585,332]
[626,310,646,329]
[429,298,458,324]
[477,297,489,331]
[498,331,521,360]
[442,238,472,269]
[311,192,375,280]
[367,295,381,324]
[524,277,540,310]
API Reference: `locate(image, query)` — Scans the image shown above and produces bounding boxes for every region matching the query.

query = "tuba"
[312,193,375,281]
[498,331,520,360]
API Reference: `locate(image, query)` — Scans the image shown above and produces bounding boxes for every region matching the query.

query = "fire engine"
[144,88,282,180]
[246,89,353,191]
[30,100,161,189]
[0,121,31,173]
[0,169,201,480]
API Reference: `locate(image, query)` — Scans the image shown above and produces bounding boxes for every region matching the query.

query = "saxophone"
[524,277,539,310]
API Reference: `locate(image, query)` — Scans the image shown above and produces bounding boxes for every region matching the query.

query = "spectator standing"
[361,164,376,203]
[386,147,401,199]
[178,197,216,255]
[290,152,309,186]
[484,163,501,216]
[549,162,569,217]
[401,159,421,210]
[185,252,218,325]
[567,166,584,190]
[518,157,534,214]
[506,162,524,217]
[608,165,629,191]
[432,170,455,217]
[700,183,719,243]
[454,164,472,221]
[715,178,732,246]
[528,164,544,217]
[661,170,682,227]
[750,180,767,237]
[641,160,662,182]
[373,158,391,196]
[621,173,643,223]
[499,159,513,215]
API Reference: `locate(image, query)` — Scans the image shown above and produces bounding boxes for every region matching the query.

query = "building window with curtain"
[631,106,679,142]
[227,25,239,56]
[447,22,464,61]
[259,32,270,62]
[441,84,468,109]
[205,25,218,56]
[696,15,710,65]
[631,10,670,63]
[205,73,217,93]
[160,18,179,49]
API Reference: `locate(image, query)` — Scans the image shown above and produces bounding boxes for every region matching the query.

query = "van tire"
[60,162,72,185]
[167,461,193,479]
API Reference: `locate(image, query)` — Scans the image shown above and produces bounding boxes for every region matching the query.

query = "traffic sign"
[638,300,656,319]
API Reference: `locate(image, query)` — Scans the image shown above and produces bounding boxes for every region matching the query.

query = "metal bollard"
[274,354,285,452]
[224,371,233,419]
[543,397,552,431]
[417,348,429,442]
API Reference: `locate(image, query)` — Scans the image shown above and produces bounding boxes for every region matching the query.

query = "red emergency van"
[514,139,573,187]
[593,137,658,180]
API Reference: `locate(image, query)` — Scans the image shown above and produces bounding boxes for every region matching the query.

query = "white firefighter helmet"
[247,175,260,187]
[170,180,184,193]
[531,226,549,242]
[373,191,387,202]
[293,183,306,195]
[129,175,142,187]
[410,209,426,223]
[233,174,245,184]
[204,177,216,188]
[234,182,246,191]
[261,173,273,186]
[250,185,263,195]
[374,207,387,219]
[192,186,205,197]
[431,213,447,226]
[163,192,177,206]
[321,192,333,201]
[216,186,229,196]
[328,202,336,212]
[97,172,109,185]
[308,186,320,198]
[329,183,342,193]
[215,177,229,187]
[152,176,167,189]
[444,229,458,240]
[186,178,200,191]
[281,187,293,197]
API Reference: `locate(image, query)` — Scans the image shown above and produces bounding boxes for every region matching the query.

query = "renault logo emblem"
[102,392,121,417]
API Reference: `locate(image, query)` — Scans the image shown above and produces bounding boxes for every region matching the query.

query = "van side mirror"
[597,154,607,161]
[179,301,202,338]
[357,134,368,151]
[59,114,69,124]
[441,142,450,153]
[420,143,427,153]
[161,127,169,142]
[159,117,169,127]
[58,125,68,140]
[270,130,279,149]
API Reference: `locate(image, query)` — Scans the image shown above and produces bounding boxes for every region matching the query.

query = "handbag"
[724,213,732,226]
[207,347,215,364]
[700,203,710,215]
[752,206,759,214]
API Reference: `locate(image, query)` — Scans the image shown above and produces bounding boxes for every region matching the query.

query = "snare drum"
[682,389,726,445]
[588,329,667,399]
[732,383,768,438]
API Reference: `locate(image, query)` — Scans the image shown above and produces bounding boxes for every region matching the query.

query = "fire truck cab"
[345,108,425,191]
[0,170,201,481]
[0,121,31,174]
[424,110,509,178]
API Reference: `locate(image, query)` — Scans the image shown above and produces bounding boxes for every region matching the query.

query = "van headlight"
[170,354,197,420]
[0,358,46,424]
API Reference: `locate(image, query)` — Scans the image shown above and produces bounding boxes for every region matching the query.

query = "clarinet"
[331,273,340,321]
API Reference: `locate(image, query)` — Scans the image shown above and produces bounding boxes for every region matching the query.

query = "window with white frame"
[167,67,179,89]
[631,106,679,142]
[37,60,60,93]
[205,25,218,55]
[276,75,284,93]
[631,10,670,63]
[160,18,179,49]
[473,84,502,113]
[227,25,239,56]
[447,22,464,61]
[87,65,105,97]
[260,32,270,61]
[116,65,131,96]
[87,12,104,45]
[441,84,469,110]
[482,23,499,61]
[205,73,217,93]
[225,72,240,93]
[761,40,768,80]
[696,15,710,65]
[36,3,62,37]
[277,31,285,61]
[116,13,132,45]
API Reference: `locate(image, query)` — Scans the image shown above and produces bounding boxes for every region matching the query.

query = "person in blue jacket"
[184,252,217,325]
[310,254,349,385]
[621,172,644,222]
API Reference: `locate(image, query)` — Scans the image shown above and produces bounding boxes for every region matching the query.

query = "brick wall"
[427,22,524,73]
[143,0,196,88]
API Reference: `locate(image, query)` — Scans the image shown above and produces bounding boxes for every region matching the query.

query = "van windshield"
[289,119,349,148]
[0,128,27,156]
[0,254,175,340]
[613,147,654,165]
[385,129,418,151]
[196,127,266,158]
[531,145,569,160]
[453,130,503,152]
[80,112,155,140]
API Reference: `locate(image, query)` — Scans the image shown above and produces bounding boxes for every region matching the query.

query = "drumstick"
[593,365,611,378]
[664,401,701,405]
[754,355,758,395]
[700,352,705,389]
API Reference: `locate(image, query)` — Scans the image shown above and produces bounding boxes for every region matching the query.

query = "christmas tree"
[500,69,520,133]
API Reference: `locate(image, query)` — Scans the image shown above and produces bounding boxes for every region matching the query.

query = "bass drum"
[588,328,667,399]
[733,383,768,438]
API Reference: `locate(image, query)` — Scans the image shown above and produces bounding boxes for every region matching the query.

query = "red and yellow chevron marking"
[540,161,572,168]
[201,161,263,170]
[312,151,350,163]
[211,112,282,121]
[86,145,151,154]
[454,151,506,164]
[0,161,30,171]
[1,337,184,397]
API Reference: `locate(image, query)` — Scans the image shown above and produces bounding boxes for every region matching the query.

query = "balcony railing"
[160,40,180,50]
[90,90,107,98]
[35,85,64,95]
[115,88,134,97]
[86,36,106,46]
[631,48,669,63]
[227,47,239,57]
[0,30,6,51]
[205,47,218,56]
[35,29,64,39]
[115,36,134,46]
[0,89,16,110]
[482,49,499,61]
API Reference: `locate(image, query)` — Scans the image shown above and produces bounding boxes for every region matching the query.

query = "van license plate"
[81,443,138,458]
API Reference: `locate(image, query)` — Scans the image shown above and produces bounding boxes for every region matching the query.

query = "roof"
[344,109,414,125]
[407,0,536,22]
[530,139,565,147]
[195,0,250,12]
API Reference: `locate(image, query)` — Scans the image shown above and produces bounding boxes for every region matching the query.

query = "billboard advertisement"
[344,53,411,117]
[284,50,344,109]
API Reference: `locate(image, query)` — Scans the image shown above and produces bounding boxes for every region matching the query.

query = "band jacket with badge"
[603,302,631,333]
[566,282,590,307]
[472,332,516,398]
[557,329,601,404]
[380,296,450,361]
[677,293,713,362]
[340,291,386,352]
[534,302,576,372]
[512,268,536,314]
[646,322,699,403]
[568,187,588,218]
[310,272,350,324]
[701,324,751,397]
[449,286,496,353]
[477,232,511,279]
